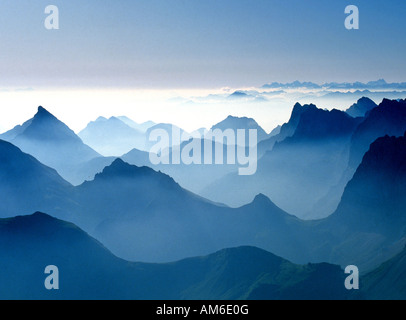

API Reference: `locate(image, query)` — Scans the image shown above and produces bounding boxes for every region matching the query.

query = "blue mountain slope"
[0,212,349,300]
[346,97,377,118]
[0,106,100,184]
[74,159,305,263]
[202,105,362,218]
[349,99,406,170]
[0,139,76,220]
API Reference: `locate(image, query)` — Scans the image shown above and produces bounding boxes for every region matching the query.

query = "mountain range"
[78,116,147,156]
[202,103,363,217]
[262,79,406,90]
[201,98,406,220]
[0,212,350,300]
[1,211,404,300]
[2,98,406,299]
[2,128,406,273]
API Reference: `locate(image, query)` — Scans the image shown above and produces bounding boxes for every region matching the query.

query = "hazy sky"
[1,0,405,88]
[0,0,405,133]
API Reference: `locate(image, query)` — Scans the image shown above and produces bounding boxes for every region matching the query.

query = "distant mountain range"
[78,116,147,156]
[202,103,363,217]
[121,115,268,194]
[202,98,406,220]
[262,79,406,90]
[2,126,406,272]
[0,107,270,189]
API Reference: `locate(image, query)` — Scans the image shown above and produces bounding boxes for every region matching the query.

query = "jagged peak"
[252,193,272,203]
[35,106,55,119]
[97,158,156,179]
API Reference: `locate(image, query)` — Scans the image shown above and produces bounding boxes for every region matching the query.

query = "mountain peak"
[250,193,281,210]
[210,115,268,141]
[96,116,107,122]
[2,212,60,230]
[229,91,248,98]
[35,106,55,119]
[110,157,127,167]
[290,106,361,141]
[253,193,271,203]
[96,158,158,180]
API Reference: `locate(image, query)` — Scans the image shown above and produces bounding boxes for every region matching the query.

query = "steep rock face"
[332,132,406,236]
[311,99,406,220]
[290,107,362,141]
[258,102,318,154]
[314,132,406,271]
[349,99,406,170]
[202,105,361,218]
[346,97,377,118]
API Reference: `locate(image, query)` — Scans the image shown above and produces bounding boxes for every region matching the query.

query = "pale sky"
[0,0,405,133]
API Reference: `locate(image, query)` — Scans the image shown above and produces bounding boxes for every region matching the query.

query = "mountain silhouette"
[331,132,406,235]
[202,104,361,218]
[3,100,406,274]
[262,79,406,91]
[0,212,349,300]
[0,106,100,184]
[315,98,406,221]
[73,159,306,262]
[79,116,147,156]
[122,124,250,195]
[116,116,155,132]
[258,102,317,155]
[349,99,406,170]
[346,97,377,118]
[0,139,75,220]
[211,115,269,143]
[228,91,249,98]
[2,130,406,272]
[290,107,362,141]
[316,132,406,270]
